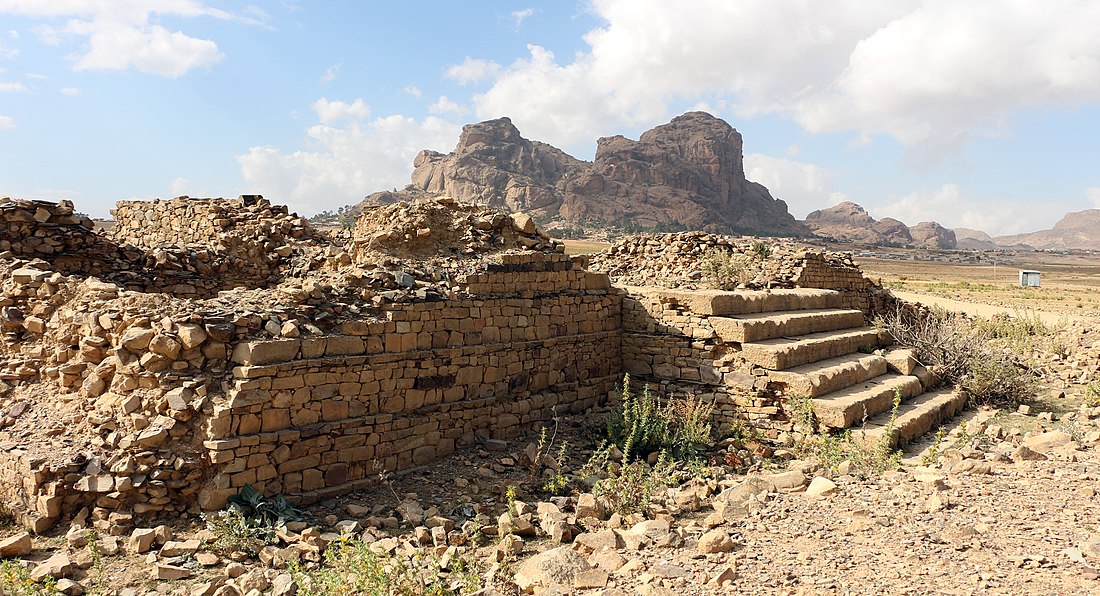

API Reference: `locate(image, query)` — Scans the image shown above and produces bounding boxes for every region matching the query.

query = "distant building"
[1019,270,1041,287]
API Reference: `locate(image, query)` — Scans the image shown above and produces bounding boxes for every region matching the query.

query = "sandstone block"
[232,339,301,365]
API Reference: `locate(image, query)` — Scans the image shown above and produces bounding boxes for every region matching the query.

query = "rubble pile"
[351,196,561,259]
[110,196,332,291]
[0,198,98,259]
[589,231,861,290]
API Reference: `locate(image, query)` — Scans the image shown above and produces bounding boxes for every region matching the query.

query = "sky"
[1,1,1099,236]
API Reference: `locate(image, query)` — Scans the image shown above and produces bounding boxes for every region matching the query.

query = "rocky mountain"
[995,209,1100,250]
[805,202,938,247]
[803,202,959,249]
[953,228,1000,251]
[910,221,957,250]
[361,112,809,236]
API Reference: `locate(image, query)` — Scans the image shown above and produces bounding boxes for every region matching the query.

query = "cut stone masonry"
[0,195,964,532]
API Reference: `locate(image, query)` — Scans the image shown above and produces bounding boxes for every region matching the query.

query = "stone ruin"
[0,195,950,535]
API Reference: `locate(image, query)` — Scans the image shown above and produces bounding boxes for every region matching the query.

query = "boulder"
[513,546,592,593]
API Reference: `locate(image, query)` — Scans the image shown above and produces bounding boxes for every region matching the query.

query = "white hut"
[1019,270,1041,287]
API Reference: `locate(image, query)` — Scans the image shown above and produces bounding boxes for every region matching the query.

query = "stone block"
[232,339,301,365]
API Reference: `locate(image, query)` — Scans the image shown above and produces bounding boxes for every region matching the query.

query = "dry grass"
[561,239,611,256]
[859,253,1100,316]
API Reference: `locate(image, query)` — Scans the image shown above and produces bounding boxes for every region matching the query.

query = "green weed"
[289,536,481,595]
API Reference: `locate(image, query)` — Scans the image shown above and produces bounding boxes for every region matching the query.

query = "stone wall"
[110,196,324,288]
[0,201,893,531]
[620,289,786,435]
[196,256,620,509]
[792,251,886,315]
[0,250,622,529]
[0,198,112,278]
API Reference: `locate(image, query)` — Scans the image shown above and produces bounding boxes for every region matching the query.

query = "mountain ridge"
[360,112,810,237]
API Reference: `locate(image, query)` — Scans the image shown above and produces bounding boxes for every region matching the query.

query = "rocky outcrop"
[909,221,957,250]
[362,112,809,236]
[954,228,999,251]
[804,202,913,246]
[996,209,1100,250]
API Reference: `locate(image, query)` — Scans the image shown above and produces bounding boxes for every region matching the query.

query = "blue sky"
[1,1,1099,236]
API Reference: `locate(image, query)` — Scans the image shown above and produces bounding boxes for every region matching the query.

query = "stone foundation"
[0,199,893,531]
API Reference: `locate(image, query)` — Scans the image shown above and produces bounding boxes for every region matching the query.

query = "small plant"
[699,248,764,290]
[540,441,572,496]
[290,536,481,595]
[203,485,304,556]
[749,241,773,261]
[1086,383,1100,408]
[371,459,402,506]
[203,507,269,556]
[606,374,671,460]
[605,375,714,462]
[227,484,303,529]
[584,446,677,516]
[1,559,57,595]
[921,426,949,466]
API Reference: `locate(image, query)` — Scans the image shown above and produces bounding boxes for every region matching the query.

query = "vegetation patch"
[878,305,1043,407]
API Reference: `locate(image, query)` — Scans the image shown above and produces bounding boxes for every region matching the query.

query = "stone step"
[768,353,889,398]
[655,288,844,316]
[854,388,968,448]
[741,327,884,371]
[811,373,924,429]
[710,308,866,343]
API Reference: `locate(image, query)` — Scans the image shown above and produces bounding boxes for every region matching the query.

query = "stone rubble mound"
[0,198,97,258]
[350,196,561,259]
[589,231,860,289]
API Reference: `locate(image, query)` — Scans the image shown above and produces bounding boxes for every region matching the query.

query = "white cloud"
[428,95,465,116]
[743,153,834,219]
[0,80,25,91]
[468,44,646,154]
[0,115,15,129]
[874,183,1066,236]
[403,85,421,98]
[0,38,17,58]
[1088,187,1100,208]
[169,177,191,197]
[0,1,261,77]
[445,57,502,85]
[311,98,370,125]
[459,0,1100,159]
[511,8,536,30]
[319,63,339,84]
[68,20,221,77]
[60,86,80,95]
[236,109,462,215]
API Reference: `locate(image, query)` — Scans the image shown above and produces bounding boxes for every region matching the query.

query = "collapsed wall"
[0,196,620,532]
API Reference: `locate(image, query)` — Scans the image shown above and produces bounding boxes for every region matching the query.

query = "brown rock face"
[803,201,955,248]
[805,202,914,246]
[909,221,957,249]
[361,112,809,236]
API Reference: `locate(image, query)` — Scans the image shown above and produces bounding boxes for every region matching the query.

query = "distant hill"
[995,209,1100,250]
[803,202,955,249]
[360,112,810,237]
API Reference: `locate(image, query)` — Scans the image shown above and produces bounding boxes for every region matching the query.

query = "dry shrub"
[878,305,1039,407]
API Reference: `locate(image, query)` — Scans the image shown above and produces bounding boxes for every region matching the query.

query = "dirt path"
[890,290,1085,326]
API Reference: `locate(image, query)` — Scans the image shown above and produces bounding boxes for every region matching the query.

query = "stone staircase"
[710,289,967,447]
